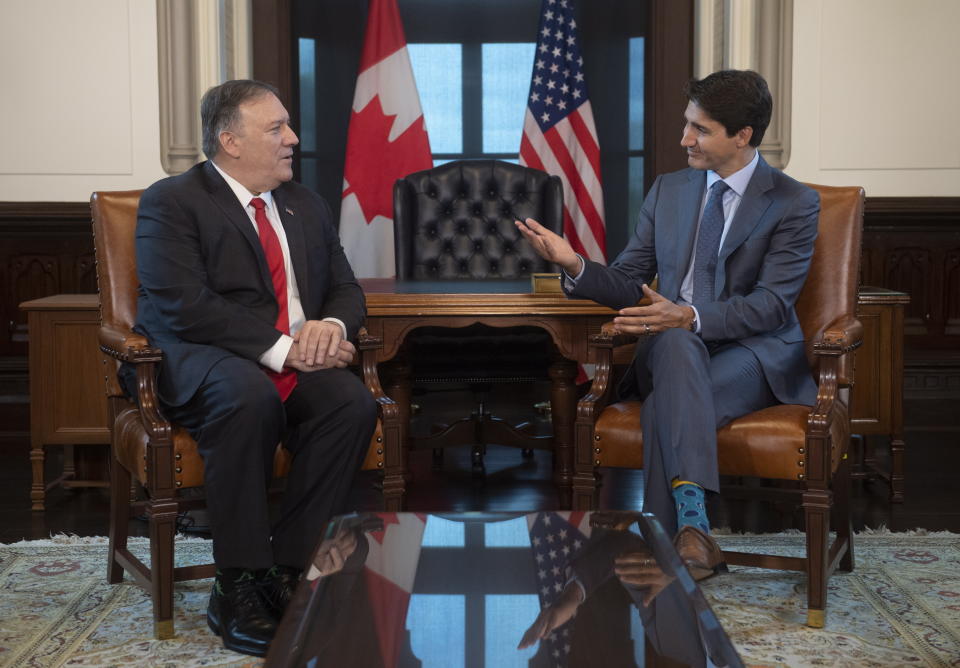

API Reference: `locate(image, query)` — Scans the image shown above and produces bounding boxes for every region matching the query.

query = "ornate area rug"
[1,531,958,667]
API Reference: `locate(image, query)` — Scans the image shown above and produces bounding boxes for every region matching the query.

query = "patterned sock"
[671,480,710,534]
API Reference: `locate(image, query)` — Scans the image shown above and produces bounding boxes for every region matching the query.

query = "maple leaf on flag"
[342,95,432,225]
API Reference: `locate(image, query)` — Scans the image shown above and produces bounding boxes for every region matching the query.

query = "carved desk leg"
[549,356,578,508]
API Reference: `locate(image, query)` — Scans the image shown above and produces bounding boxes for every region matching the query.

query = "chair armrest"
[813,315,863,357]
[589,321,640,349]
[99,324,163,363]
[357,328,399,421]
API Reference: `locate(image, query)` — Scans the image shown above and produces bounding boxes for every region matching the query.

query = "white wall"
[0,0,167,202]
[0,0,957,201]
[786,0,960,196]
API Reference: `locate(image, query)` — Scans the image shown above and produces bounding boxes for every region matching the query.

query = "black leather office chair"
[392,159,564,475]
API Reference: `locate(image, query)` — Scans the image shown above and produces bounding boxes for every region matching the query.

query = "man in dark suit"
[125,79,376,656]
[517,70,819,582]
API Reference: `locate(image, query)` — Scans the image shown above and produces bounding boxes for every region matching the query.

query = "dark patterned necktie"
[250,197,297,401]
[692,180,730,305]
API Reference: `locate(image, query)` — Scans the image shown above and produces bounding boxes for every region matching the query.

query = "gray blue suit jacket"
[125,161,365,407]
[568,156,819,406]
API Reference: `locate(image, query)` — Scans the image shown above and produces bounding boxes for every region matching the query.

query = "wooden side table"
[851,286,910,502]
[19,294,110,511]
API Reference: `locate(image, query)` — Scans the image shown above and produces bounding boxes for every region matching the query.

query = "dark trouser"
[628,328,777,536]
[163,356,376,570]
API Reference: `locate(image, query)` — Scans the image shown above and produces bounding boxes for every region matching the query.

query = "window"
[293,0,649,257]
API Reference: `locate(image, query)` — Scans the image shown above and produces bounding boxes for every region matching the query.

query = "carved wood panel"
[0,202,93,362]
[862,197,960,352]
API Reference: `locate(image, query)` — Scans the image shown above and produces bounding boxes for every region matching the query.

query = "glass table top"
[266,511,741,668]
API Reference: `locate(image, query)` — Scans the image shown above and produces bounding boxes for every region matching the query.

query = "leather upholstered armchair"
[572,184,865,628]
[91,190,402,639]
[392,160,563,475]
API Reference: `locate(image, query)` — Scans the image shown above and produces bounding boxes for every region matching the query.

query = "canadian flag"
[338,0,433,278]
[364,512,428,667]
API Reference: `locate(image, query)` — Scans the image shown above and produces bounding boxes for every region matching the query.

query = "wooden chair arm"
[99,324,162,363]
[357,328,399,422]
[813,315,863,357]
[589,321,641,349]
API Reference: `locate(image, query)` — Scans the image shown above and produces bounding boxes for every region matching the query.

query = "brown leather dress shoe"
[673,525,727,582]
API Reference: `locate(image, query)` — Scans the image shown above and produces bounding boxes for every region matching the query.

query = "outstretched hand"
[517,581,584,649]
[514,218,582,276]
[612,284,696,336]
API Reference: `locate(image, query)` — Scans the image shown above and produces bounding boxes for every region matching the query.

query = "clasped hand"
[285,320,355,371]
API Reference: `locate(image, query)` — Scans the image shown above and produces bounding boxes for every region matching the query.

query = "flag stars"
[540,112,550,123]
[550,63,559,74]
[549,549,557,560]
[552,46,562,58]
[575,72,584,82]
[572,89,582,100]
[544,96,554,106]
[530,92,540,102]
[546,79,556,90]
[552,565,561,576]
[545,10,554,20]
[567,36,576,46]
[539,43,549,54]
[542,26,552,38]
[555,30,564,41]
[554,582,563,592]
[546,532,555,542]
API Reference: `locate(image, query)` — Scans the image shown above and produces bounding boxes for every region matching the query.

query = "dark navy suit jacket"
[568,156,819,407]
[126,161,365,407]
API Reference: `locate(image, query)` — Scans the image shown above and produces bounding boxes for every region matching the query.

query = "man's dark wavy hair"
[684,70,772,147]
[200,79,280,159]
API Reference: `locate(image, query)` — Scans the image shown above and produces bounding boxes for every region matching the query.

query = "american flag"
[526,511,592,666]
[520,0,606,264]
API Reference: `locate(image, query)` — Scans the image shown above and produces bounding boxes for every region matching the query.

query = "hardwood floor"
[1,391,958,544]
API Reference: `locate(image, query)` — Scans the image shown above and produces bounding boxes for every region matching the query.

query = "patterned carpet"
[1,531,958,667]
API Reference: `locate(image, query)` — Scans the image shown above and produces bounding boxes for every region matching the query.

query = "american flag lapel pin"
[285,207,294,216]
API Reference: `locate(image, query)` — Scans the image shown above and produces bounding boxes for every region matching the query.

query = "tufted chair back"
[393,160,563,279]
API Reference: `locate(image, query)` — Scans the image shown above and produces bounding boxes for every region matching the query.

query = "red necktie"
[250,197,297,401]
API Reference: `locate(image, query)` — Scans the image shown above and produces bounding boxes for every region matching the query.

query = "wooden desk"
[851,286,910,502]
[360,279,616,504]
[19,294,110,510]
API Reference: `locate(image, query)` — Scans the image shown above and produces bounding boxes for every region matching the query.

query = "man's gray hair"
[200,79,280,159]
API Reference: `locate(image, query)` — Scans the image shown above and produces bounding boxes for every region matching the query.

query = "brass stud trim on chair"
[594,447,601,454]
[594,459,601,466]
[175,453,182,460]
[797,473,805,480]
[175,467,182,473]
[175,481,182,487]
[376,448,383,455]
[798,460,804,466]
[376,436,382,443]
[595,435,600,441]
[377,461,384,468]
[798,448,804,454]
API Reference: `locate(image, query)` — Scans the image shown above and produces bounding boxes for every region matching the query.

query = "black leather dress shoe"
[259,565,302,621]
[207,571,278,657]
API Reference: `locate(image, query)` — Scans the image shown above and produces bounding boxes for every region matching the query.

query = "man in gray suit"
[517,70,819,581]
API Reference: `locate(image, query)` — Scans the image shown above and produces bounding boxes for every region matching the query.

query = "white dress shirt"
[211,161,345,372]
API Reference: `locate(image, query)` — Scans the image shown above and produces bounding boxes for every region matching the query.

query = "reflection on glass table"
[266,511,742,668]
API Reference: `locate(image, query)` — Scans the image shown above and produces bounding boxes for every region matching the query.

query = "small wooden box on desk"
[851,286,910,502]
[19,294,110,511]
